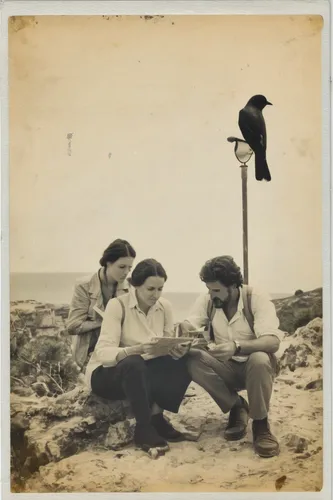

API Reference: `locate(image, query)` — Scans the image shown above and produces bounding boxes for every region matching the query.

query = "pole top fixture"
[227,136,254,165]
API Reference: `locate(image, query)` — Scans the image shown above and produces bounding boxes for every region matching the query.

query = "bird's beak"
[266,101,273,105]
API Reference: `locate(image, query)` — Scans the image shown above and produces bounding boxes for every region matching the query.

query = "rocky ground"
[10,289,323,493]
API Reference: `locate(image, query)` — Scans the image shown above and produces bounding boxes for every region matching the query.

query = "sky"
[9,14,323,293]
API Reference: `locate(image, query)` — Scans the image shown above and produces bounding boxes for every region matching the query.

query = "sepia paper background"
[9,14,322,294]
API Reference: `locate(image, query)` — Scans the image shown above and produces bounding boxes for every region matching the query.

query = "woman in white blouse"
[86,258,191,453]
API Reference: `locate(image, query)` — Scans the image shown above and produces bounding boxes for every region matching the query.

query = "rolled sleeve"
[67,283,93,335]
[95,298,125,367]
[251,290,285,342]
[185,294,209,330]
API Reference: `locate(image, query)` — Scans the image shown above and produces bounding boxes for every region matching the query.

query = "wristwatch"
[233,340,241,355]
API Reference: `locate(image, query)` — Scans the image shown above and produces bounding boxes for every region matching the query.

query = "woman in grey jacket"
[67,238,136,370]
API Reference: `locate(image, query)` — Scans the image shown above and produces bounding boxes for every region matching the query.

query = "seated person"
[179,255,283,458]
[67,238,135,370]
[85,258,192,454]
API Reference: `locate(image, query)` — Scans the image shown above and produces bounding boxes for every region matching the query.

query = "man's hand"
[178,321,201,337]
[209,341,236,361]
[190,338,209,350]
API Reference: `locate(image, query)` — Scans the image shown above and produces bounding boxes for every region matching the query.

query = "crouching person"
[85,258,191,455]
[179,256,284,458]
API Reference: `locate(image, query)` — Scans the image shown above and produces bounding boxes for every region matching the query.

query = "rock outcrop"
[272,288,322,334]
[10,385,133,491]
[279,317,323,373]
[9,288,323,492]
[10,301,78,398]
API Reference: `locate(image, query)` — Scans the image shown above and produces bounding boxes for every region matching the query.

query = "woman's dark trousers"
[91,354,191,425]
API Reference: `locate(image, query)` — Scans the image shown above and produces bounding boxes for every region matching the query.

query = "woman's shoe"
[151,413,186,442]
[134,422,169,450]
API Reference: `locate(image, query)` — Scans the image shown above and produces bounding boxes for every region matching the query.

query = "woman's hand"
[121,342,172,359]
[123,344,146,356]
[141,341,172,358]
[127,338,197,360]
[141,339,193,359]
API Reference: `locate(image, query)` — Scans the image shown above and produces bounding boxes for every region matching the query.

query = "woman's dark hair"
[99,239,136,267]
[199,256,243,288]
[130,258,167,287]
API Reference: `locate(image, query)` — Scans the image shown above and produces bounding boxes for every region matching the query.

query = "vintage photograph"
[8,13,324,493]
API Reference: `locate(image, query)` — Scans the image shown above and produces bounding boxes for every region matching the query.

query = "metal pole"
[241,165,249,284]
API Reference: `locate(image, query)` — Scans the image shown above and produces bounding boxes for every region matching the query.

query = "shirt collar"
[96,268,129,290]
[88,272,102,297]
[117,278,130,291]
[128,286,164,312]
[128,286,138,309]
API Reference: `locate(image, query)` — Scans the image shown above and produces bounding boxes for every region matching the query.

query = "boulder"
[10,301,80,397]
[31,382,50,397]
[273,288,322,334]
[105,418,136,450]
[279,318,323,372]
[35,307,56,328]
[10,387,131,489]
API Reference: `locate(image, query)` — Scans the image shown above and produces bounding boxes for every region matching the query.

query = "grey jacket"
[67,270,129,368]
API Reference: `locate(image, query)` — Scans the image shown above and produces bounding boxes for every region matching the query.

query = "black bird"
[238,94,272,181]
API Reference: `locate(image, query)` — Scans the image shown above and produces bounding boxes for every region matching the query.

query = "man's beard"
[212,297,225,308]
[212,289,233,308]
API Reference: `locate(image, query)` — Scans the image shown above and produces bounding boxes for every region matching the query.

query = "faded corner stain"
[289,15,324,36]
[307,15,324,33]
[8,16,37,34]
[302,15,324,40]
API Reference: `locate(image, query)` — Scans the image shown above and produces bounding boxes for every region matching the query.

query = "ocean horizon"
[9,272,292,323]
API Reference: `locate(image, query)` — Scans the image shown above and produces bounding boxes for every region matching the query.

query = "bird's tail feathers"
[255,153,271,182]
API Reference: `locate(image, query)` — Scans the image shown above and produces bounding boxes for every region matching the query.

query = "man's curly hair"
[199,256,244,288]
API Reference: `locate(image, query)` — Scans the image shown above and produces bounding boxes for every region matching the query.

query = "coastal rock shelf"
[9,289,323,493]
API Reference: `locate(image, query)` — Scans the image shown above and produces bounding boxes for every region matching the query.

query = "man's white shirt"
[185,287,284,362]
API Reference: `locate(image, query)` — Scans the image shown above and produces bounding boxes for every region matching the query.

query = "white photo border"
[1,1,331,500]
